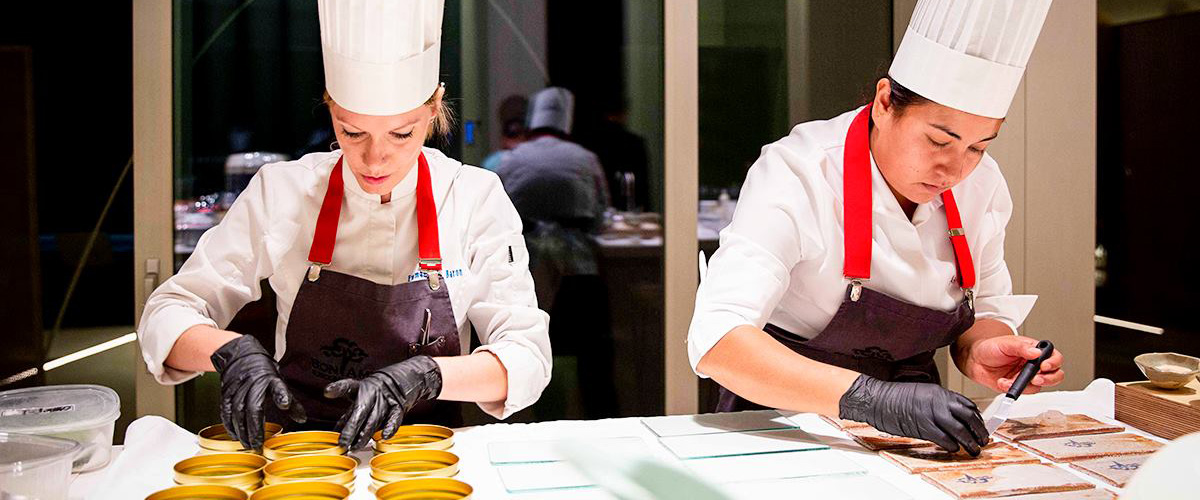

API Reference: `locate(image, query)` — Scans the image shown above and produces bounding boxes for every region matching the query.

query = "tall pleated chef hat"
[318,0,445,116]
[889,0,1053,119]
[527,87,576,135]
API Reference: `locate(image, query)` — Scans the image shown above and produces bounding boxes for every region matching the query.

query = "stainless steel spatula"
[982,340,1055,436]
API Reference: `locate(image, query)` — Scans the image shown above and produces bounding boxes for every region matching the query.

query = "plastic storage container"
[0,432,81,500]
[0,384,120,472]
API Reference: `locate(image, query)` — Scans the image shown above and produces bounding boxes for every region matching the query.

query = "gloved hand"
[324,355,443,450]
[838,374,988,456]
[211,334,306,451]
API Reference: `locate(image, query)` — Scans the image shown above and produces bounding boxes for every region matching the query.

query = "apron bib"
[717,105,977,412]
[276,153,463,428]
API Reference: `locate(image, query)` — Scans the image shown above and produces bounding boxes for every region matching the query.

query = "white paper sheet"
[659,428,827,459]
[983,378,1116,419]
[488,436,649,464]
[721,475,912,500]
[640,410,796,437]
[684,449,865,483]
[495,461,596,492]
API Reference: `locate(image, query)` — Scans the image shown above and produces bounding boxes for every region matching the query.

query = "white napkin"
[87,416,198,500]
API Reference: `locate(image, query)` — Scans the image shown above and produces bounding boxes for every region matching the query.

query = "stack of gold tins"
[368,425,464,494]
[249,481,350,500]
[368,450,459,492]
[372,425,454,454]
[146,484,249,500]
[374,478,473,499]
[197,423,283,454]
[262,455,357,492]
[262,431,346,461]
[173,453,267,492]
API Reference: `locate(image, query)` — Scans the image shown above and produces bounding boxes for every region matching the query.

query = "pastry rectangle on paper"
[995,412,1123,442]
[1004,489,1117,499]
[1018,433,1163,462]
[819,414,871,430]
[921,463,1095,498]
[881,442,1041,473]
[844,425,931,451]
[1069,454,1150,487]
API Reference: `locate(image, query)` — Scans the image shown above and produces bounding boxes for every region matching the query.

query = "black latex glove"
[211,334,306,451]
[838,374,989,456]
[324,355,443,450]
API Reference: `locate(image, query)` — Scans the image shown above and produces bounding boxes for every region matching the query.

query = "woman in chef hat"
[137,0,551,451]
[689,0,1065,455]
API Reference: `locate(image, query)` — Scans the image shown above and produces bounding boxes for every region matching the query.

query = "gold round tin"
[372,425,454,453]
[198,423,283,453]
[262,455,357,487]
[369,450,459,483]
[374,478,472,500]
[263,431,345,461]
[146,484,249,500]
[248,481,350,500]
[174,453,267,490]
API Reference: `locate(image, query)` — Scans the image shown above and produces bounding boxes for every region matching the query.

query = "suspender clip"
[965,287,976,310]
[850,279,865,302]
[306,263,325,282]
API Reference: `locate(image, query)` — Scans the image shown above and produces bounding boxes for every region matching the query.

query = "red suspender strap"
[842,104,873,281]
[308,153,443,274]
[841,104,975,296]
[308,157,345,266]
[415,152,442,272]
[940,190,976,289]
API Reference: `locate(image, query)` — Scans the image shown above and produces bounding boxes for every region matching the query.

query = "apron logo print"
[851,346,895,361]
[311,338,370,381]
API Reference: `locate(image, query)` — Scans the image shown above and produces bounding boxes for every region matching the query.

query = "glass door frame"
[132,0,177,420]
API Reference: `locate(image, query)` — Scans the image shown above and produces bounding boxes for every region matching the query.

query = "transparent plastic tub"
[0,432,80,500]
[0,385,120,473]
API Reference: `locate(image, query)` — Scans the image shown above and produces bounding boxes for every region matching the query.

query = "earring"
[329,140,340,151]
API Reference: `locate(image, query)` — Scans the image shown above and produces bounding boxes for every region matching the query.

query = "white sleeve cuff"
[687,311,755,379]
[974,294,1038,335]
[137,304,218,385]
[471,338,552,419]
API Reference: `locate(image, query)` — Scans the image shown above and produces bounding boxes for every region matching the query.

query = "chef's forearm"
[696,325,860,416]
[951,318,1013,373]
[433,351,508,404]
[164,324,241,373]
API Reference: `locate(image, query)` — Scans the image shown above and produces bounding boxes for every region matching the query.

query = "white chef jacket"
[688,107,1037,376]
[138,148,552,419]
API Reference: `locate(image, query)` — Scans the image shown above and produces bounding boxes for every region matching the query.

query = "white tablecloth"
[71,379,1156,499]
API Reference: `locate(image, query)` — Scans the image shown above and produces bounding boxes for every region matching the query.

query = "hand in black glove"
[324,355,443,450]
[211,334,306,451]
[838,374,989,456]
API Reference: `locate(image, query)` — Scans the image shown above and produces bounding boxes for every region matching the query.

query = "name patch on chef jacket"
[409,269,464,282]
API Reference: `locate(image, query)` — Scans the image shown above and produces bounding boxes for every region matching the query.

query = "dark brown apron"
[275,153,462,428]
[717,105,979,412]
